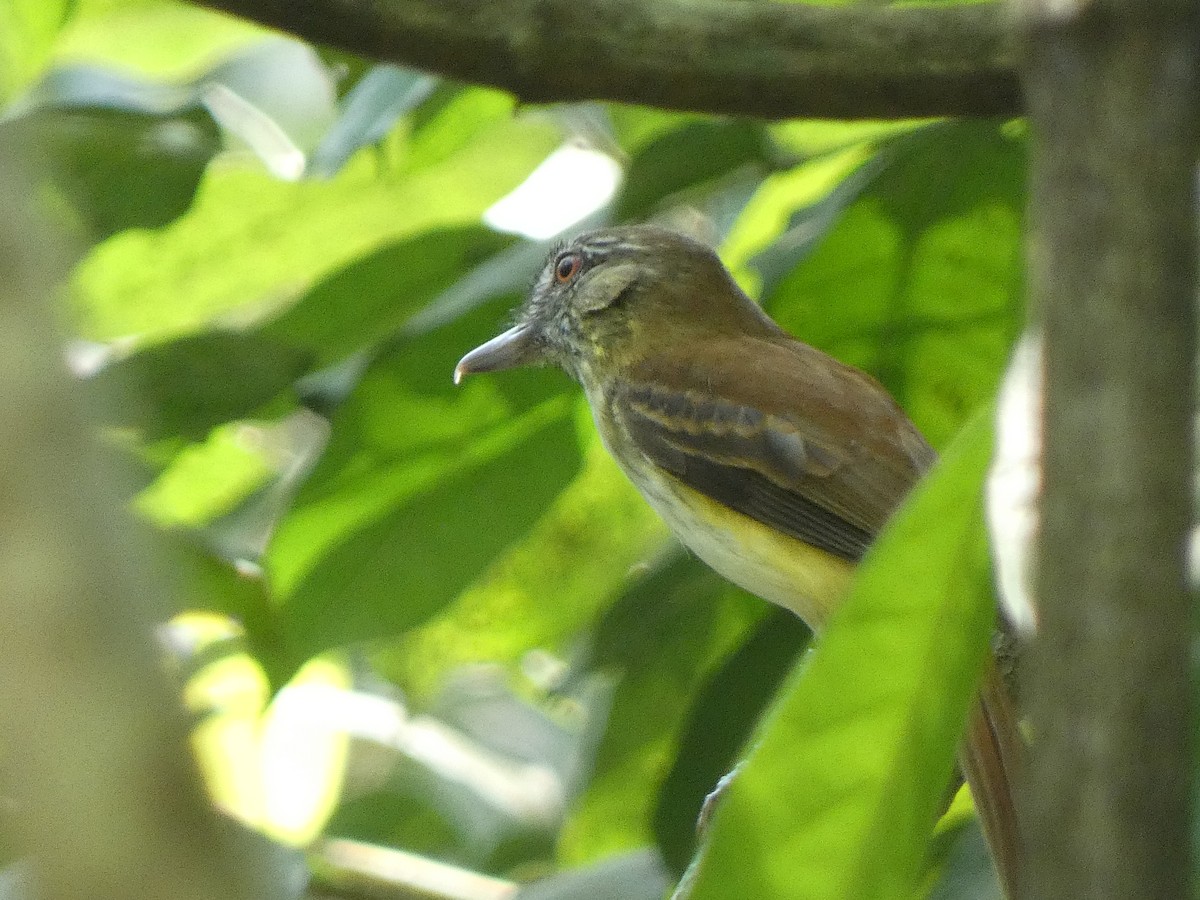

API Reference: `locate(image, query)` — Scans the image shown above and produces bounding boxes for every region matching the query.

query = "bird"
[454,223,1022,895]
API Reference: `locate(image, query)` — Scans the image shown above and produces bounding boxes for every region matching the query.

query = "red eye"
[554,252,582,284]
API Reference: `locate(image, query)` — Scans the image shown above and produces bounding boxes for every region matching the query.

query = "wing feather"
[617,336,934,561]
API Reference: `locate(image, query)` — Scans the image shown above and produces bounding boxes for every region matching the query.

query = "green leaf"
[402,85,518,174]
[614,120,776,223]
[560,556,765,865]
[265,308,583,676]
[261,225,514,367]
[274,400,579,675]
[135,422,275,528]
[0,106,220,242]
[759,121,1026,447]
[685,409,998,900]
[749,150,890,293]
[89,332,311,441]
[0,0,73,103]
[374,416,669,704]
[768,119,933,159]
[51,0,265,80]
[71,104,558,341]
[653,606,810,874]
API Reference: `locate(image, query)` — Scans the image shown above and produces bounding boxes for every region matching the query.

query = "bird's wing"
[617,336,934,561]
[619,336,1025,894]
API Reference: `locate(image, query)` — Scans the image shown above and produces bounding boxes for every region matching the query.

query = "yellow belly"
[584,382,855,628]
[619,453,854,630]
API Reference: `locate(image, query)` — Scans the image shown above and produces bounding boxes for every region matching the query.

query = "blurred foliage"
[0,0,1025,898]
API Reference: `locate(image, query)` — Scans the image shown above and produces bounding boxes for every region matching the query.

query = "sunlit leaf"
[403,85,522,173]
[0,0,73,103]
[136,422,275,528]
[185,637,351,846]
[719,140,881,294]
[265,307,583,676]
[759,121,1026,447]
[53,0,265,79]
[685,410,997,900]
[71,106,559,341]
[768,119,933,158]
[749,150,891,292]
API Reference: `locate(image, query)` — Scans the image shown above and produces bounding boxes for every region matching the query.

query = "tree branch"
[190,0,1019,120]
[1019,1,1198,897]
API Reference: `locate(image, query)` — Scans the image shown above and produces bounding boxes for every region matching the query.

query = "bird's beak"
[453,324,540,384]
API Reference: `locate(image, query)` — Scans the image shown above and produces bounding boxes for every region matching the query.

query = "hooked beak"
[453,324,541,384]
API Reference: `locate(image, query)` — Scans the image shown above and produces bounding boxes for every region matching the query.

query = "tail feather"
[958,663,1023,898]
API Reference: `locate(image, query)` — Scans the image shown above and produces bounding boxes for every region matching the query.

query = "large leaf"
[684,410,998,900]
[373,418,669,703]
[0,0,73,103]
[759,121,1026,447]
[559,556,767,865]
[262,225,515,367]
[89,332,311,441]
[274,405,579,676]
[613,120,776,223]
[51,0,265,79]
[264,307,583,676]
[71,97,558,341]
[0,106,220,242]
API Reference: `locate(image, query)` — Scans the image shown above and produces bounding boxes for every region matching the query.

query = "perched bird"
[455,224,1021,895]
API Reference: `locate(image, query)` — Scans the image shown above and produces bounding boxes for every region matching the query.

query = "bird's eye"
[554,252,582,284]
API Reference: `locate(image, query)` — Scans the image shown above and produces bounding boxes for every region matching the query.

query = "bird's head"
[454,225,777,386]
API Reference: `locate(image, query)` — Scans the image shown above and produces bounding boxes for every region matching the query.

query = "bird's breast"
[587,385,853,629]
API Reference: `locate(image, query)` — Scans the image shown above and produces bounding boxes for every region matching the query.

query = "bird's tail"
[957,662,1024,898]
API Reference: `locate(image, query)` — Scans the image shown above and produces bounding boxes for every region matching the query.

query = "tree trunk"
[1018,2,1199,897]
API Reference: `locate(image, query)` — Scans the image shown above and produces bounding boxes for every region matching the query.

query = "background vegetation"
[2,0,1143,898]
